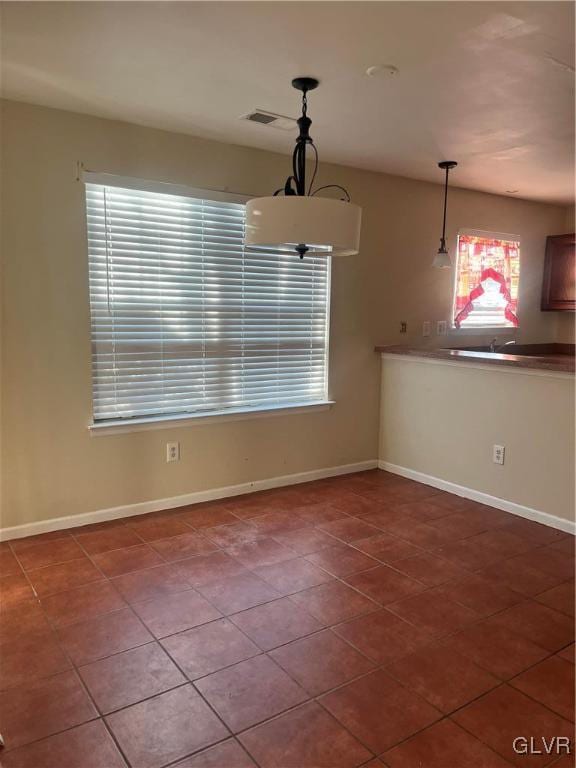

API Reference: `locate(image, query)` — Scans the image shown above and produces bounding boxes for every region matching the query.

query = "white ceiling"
[1,1,574,204]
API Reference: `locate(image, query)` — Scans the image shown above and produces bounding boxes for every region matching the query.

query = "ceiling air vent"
[241,110,296,131]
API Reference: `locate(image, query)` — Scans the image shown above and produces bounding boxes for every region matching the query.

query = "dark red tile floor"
[0,470,574,768]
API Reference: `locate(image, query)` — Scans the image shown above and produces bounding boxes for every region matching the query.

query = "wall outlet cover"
[493,444,505,465]
[166,442,180,463]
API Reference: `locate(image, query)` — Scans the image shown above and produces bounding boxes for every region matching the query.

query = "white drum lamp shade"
[245,196,362,257]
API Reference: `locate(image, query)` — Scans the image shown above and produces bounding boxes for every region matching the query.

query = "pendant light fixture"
[245,78,362,258]
[433,160,458,268]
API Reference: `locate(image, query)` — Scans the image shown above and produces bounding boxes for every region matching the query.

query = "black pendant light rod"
[274,77,351,204]
[292,77,316,196]
[438,160,457,250]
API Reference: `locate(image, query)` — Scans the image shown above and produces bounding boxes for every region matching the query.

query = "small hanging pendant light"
[245,78,362,258]
[433,160,458,268]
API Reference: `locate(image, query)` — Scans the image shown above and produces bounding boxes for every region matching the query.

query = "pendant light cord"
[441,165,449,245]
[437,160,457,251]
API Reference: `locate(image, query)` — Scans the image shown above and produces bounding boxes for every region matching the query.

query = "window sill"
[89,400,335,435]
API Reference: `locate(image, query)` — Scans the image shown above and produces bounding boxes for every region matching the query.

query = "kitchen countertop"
[375,345,575,374]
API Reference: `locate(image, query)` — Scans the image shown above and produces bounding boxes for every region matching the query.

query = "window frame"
[450,228,521,332]
[83,172,333,432]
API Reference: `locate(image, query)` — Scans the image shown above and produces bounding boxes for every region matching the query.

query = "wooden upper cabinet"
[541,233,575,311]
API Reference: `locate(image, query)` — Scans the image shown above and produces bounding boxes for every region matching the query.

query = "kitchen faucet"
[489,338,516,353]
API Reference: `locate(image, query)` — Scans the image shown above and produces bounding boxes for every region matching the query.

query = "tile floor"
[0,470,574,768]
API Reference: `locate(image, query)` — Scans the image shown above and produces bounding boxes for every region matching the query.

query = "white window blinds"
[85,179,330,422]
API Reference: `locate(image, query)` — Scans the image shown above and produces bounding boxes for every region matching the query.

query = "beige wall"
[379,356,575,523]
[0,100,569,529]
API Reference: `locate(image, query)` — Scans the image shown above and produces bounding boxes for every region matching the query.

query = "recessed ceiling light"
[366,64,399,78]
[506,189,519,194]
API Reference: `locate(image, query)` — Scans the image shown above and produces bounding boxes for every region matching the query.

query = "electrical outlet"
[436,320,447,336]
[166,442,180,463]
[493,444,505,465]
[422,321,431,337]
[400,321,407,334]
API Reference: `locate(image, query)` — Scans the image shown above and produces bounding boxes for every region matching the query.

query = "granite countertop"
[375,345,575,374]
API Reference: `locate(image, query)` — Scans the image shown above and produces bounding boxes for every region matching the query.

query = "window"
[452,231,520,329]
[85,176,330,423]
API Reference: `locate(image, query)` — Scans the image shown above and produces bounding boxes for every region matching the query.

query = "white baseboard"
[379,460,576,535]
[0,460,378,542]
[4,458,573,542]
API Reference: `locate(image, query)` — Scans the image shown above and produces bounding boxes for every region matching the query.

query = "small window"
[452,231,520,329]
[84,176,330,423]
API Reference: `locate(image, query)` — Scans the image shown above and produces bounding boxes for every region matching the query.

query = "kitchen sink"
[445,343,575,357]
